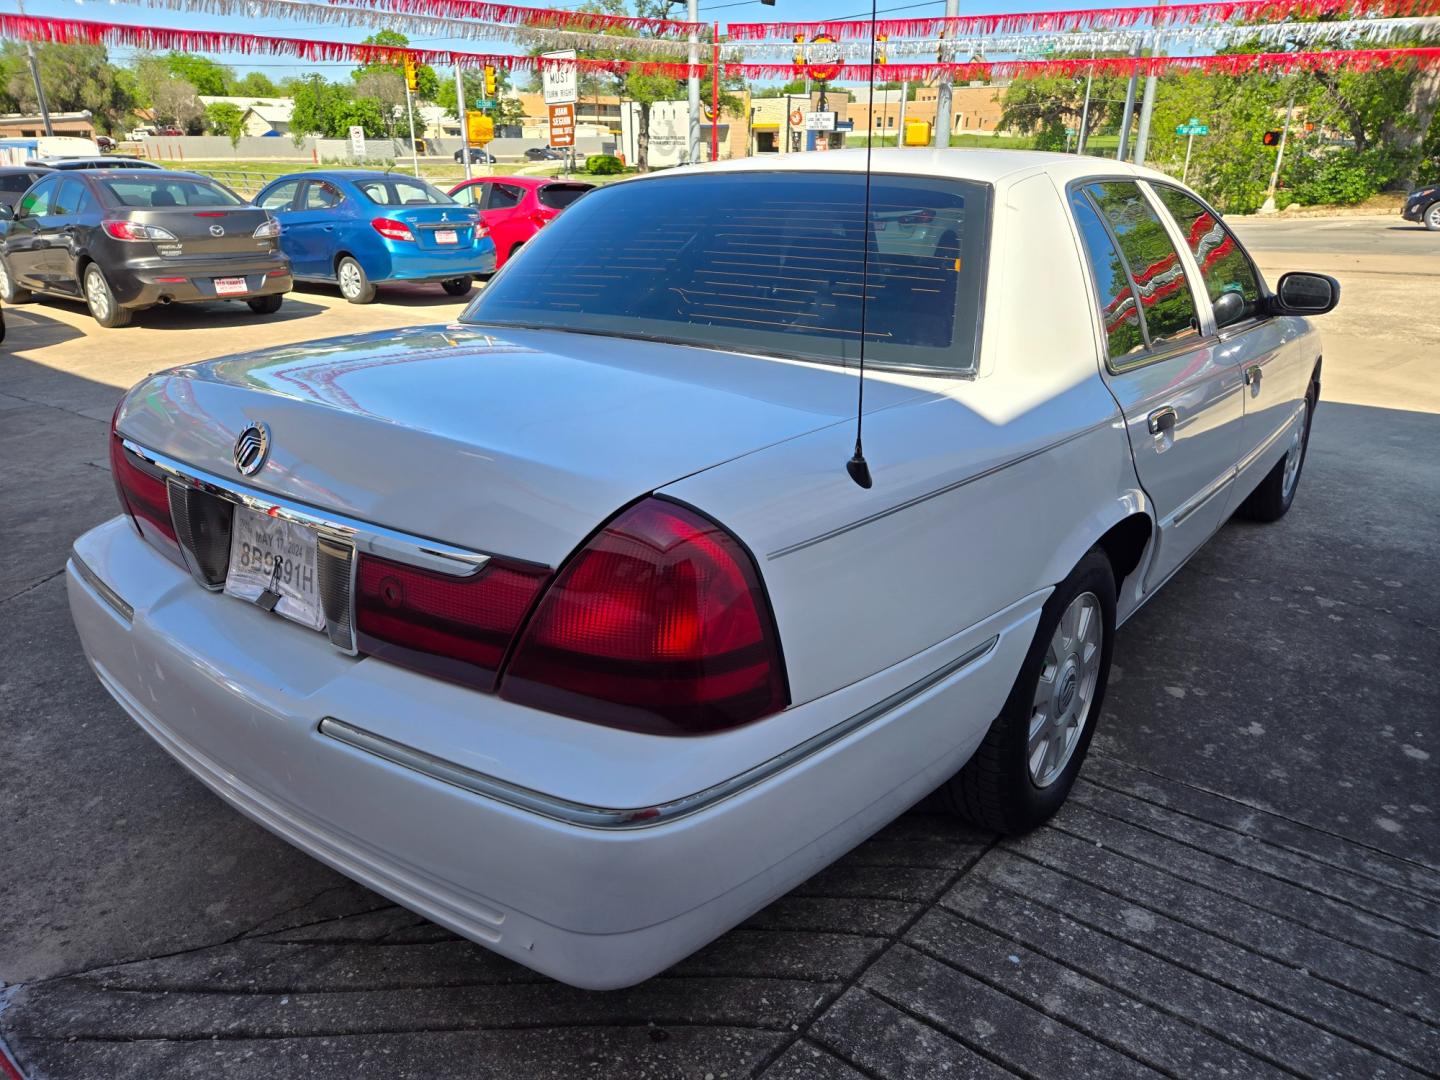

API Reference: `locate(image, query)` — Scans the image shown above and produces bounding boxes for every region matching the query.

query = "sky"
[4,0,1154,84]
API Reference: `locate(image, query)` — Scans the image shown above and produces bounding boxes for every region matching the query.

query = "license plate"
[214,276,249,296]
[435,229,458,245]
[224,507,324,632]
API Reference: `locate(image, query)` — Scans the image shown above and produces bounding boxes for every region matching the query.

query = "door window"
[452,183,482,208]
[1151,185,1263,327]
[51,178,87,216]
[1070,190,1146,362]
[302,181,345,210]
[16,178,56,218]
[488,184,523,210]
[1083,181,1201,351]
[258,180,302,211]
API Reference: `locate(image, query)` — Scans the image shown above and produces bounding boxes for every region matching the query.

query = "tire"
[1425,201,1440,232]
[336,256,376,304]
[247,294,283,315]
[83,263,132,328]
[939,547,1117,834]
[1236,386,1315,523]
[0,256,30,303]
[441,276,472,297]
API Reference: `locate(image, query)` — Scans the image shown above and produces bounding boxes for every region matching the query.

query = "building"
[749,92,854,155]
[199,97,295,136]
[0,111,95,139]
[619,95,751,166]
[846,83,1009,138]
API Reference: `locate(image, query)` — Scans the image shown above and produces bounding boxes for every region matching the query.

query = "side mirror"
[0,204,13,221]
[1211,289,1247,329]
[1270,272,1339,317]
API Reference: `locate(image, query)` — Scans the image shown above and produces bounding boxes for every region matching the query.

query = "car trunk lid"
[127,206,274,258]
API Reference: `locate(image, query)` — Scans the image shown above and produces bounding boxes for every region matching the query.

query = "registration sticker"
[435,229,458,245]
[224,506,324,631]
[214,276,249,296]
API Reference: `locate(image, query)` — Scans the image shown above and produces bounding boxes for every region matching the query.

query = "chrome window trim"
[69,552,134,622]
[320,634,1000,831]
[120,439,493,578]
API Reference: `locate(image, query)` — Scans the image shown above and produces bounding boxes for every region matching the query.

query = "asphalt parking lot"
[2,217,1437,1079]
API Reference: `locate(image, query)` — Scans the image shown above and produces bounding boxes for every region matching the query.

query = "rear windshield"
[461,171,990,372]
[355,178,453,206]
[99,176,243,208]
[537,183,591,210]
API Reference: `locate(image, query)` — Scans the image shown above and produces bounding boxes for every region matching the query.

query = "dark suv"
[0,169,291,327]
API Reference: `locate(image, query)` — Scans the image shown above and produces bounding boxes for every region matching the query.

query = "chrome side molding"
[69,552,134,622]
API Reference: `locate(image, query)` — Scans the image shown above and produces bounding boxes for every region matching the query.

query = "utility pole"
[897,81,908,147]
[16,0,54,137]
[933,0,959,149]
[1133,0,1166,166]
[687,0,701,164]
[1261,82,1297,213]
[1077,49,1095,154]
[1116,40,1140,161]
[403,77,420,177]
[454,63,471,182]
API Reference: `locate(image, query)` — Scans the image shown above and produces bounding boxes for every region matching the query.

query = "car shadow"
[1,306,86,351]
[290,281,478,306]
[7,293,330,332]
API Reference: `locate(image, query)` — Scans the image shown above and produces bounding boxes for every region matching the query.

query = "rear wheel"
[336,256,375,304]
[441,276,472,297]
[83,264,132,328]
[0,257,30,303]
[1425,202,1440,231]
[1237,389,1314,523]
[939,548,1116,834]
[247,294,283,315]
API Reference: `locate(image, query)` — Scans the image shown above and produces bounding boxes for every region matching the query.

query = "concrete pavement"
[1,221,1437,1079]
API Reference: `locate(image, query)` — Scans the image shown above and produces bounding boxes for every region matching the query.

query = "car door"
[481,182,528,259]
[1147,183,1310,501]
[5,175,58,290]
[39,177,89,296]
[285,179,347,278]
[1070,180,1246,592]
[254,178,305,271]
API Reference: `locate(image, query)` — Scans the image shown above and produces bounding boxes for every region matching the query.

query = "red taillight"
[500,498,788,735]
[355,554,550,691]
[371,217,415,242]
[103,219,177,242]
[109,428,179,556]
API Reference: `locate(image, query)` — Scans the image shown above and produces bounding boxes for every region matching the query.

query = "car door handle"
[1244,364,1263,387]
[1147,405,1179,436]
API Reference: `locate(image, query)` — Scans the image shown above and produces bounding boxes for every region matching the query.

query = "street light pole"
[1077,49,1095,154]
[1261,82,1297,213]
[16,0,54,138]
[933,0,958,149]
[403,78,420,177]
[1116,41,1140,161]
[687,0,701,164]
[455,63,471,182]
[1133,0,1166,166]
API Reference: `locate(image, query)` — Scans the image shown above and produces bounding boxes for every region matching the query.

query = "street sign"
[466,111,494,145]
[1176,123,1210,136]
[472,99,496,110]
[548,102,576,147]
[542,49,577,106]
[805,111,837,131]
[348,125,366,159]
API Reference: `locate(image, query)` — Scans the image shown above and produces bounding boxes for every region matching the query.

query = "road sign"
[542,49,577,106]
[1175,123,1210,136]
[466,111,494,145]
[805,111,837,131]
[548,102,575,147]
[472,99,496,110]
[348,125,366,159]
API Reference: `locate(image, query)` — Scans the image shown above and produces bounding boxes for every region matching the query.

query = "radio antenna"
[845,0,879,490]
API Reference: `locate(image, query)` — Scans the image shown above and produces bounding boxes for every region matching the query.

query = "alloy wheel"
[1281,400,1308,500]
[0,262,10,298]
[1029,591,1103,788]
[85,268,110,320]
[1427,203,1440,230]
[339,261,363,298]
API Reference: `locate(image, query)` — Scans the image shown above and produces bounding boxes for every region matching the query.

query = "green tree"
[233,71,279,97]
[0,42,133,134]
[755,79,810,99]
[204,100,246,145]
[1001,59,1131,151]
[441,66,525,133]
[164,52,234,96]
[290,74,349,138]
[351,31,439,101]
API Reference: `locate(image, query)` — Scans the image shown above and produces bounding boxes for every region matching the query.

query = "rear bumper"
[67,515,1034,988]
[1401,198,1431,222]
[377,239,497,283]
[112,256,293,309]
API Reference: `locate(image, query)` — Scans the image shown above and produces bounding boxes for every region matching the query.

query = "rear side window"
[1070,191,1145,362]
[463,171,992,373]
[356,178,452,206]
[1082,181,1200,351]
[99,177,242,208]
[304,181,344,209]
[1152,185,1262,325]
[488,184,523,209]
[537,184,591,210]
[259,180,301,210]
[51,178,87,216]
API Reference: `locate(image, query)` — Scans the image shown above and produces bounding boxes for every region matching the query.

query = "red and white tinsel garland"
[327,0,699,36]
[727,0,1440,42]
[0,13,705,75]
[725,46,1440,81]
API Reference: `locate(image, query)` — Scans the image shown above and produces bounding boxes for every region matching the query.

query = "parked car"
[0,164,51,211]
[523,146,565,161]
[1402,184,1439,230]
[254,170,496,303]
[28,157,163,171]
[453,147,496,164]
[448,175,592,267]
[0,169,291,327]
[96,135,116,152]
[70,151,1337,990]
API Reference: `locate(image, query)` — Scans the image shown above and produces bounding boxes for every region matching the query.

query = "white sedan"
[68,150,1337,989]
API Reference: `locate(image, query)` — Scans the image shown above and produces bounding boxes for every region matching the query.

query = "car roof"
[0,164,50,174]
[653,148,1178,188]
[273,169,430,182]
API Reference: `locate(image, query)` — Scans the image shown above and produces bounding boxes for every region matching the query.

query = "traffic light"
[1262,130,1282,146]
[403,55,418,93]
[484,65,497,98]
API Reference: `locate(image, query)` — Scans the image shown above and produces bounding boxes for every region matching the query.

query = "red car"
[447,176,593,269]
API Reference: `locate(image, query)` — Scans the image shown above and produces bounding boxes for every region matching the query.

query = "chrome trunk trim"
[320,634,1000,831]
[69,552,134,623]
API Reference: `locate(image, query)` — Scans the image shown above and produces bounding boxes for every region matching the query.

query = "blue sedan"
[254,170,497,303]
